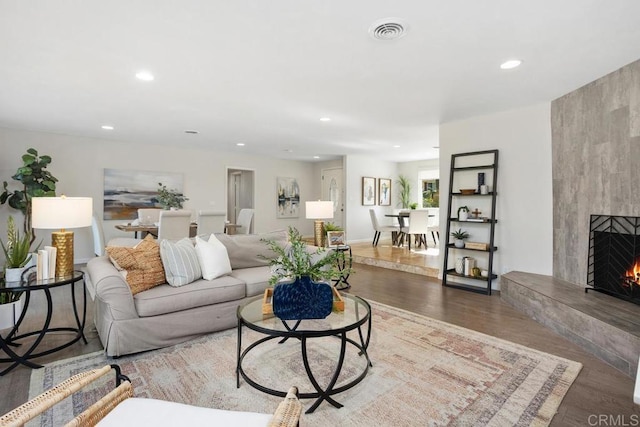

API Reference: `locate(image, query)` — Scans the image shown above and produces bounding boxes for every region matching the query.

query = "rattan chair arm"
[267,386,302,427]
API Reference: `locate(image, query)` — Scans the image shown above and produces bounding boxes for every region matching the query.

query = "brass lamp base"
[52,230,75,278]
[313,220,326,247]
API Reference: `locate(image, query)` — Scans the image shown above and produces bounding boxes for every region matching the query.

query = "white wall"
[344,155,398,242]
[439,103,553,289]
[0,127,317,264]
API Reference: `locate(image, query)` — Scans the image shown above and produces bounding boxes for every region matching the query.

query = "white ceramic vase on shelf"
[454,239,465,248]
[455,257,465,274]
[459,209,469,221]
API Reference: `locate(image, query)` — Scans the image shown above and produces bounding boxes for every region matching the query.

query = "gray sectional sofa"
[86,230,287,357]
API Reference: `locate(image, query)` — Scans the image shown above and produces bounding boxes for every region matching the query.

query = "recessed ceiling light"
[313,156,320,159]
[393,145,401,148]
[101,125,114,130]
[500,59,522,70]
[236,143,245,146]
[135,70,154,81]
[184,130,199,135]
[319,117,331,122]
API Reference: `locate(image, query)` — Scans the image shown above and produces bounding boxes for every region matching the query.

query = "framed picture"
[327,230,345,246]
[362,177,376,206]
[103,169,184,220]
[276,176,300,218]
[378,178,391,206]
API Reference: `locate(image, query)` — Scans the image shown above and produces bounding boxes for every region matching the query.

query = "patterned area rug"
[28,301,582,426]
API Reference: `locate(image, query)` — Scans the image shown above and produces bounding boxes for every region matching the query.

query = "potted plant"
[0,148,58,243]
[1,216,39,284]
[397,175,411,209]
[156,182,189,210]
[451,228,470,248]
[262,226,351,319]
[457,206,470,221]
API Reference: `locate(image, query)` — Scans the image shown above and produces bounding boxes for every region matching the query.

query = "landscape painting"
[103,169,183,220]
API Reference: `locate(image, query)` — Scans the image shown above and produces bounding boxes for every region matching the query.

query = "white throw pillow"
[195,234,232,280]
[160,238,202,287]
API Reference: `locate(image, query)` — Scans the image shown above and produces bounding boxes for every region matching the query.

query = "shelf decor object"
[442,149,499,295]
[31,196,93,277]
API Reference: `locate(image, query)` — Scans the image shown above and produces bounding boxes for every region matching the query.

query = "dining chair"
[426,208,440,246]
[137,208,162,225]
[369,209,400,247]
[92,215,140,256]
[157,210,192,241]
[236,208,254,234]
[196,210,227,235]
[406,210,430,250]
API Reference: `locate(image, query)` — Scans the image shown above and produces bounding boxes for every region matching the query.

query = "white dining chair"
[426,208,440,246]
[196,210,226,235]
[137,208,162,225]
[406,210,430,250]
[369,209,400,247]
[157,210,192,241]
[236,209,254,234]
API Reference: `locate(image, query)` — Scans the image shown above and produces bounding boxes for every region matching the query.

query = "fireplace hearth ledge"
[501,271,640,378]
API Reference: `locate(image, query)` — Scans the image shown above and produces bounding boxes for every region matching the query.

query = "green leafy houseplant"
[397,175,411,209]
[451,228,470,240]
[262,226,351,286]
[0,148,58,241]
[323,222,343,233]
[156,182,189,209]
[1,216,37,269]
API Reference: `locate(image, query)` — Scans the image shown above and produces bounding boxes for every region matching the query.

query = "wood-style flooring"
[1,258,639,426]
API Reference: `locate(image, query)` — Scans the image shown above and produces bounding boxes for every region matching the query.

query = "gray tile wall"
[551,59,640,285]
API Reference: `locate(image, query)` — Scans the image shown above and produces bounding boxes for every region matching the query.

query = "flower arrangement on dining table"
[156,182,188,209]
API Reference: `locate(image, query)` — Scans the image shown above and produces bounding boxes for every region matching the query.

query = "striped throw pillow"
[160,238,202,287]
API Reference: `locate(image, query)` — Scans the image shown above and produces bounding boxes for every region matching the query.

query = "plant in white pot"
[1,216,39,284]
[156,182,188,210]
[450,228,470,248]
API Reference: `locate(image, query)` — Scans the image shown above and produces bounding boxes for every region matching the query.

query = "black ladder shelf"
[442,149,499,295]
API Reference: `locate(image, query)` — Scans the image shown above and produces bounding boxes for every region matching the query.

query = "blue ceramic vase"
[272,276,333,320]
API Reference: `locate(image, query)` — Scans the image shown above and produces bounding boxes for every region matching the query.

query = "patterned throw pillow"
[106,235,166,295]
[160,238,202,287]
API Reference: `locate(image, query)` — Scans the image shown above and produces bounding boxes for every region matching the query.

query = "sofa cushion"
[195,234,232,280]
[133,276,246,317]
[106,236,166,295]
[217,230,288,269]
[229,266,272,297]
[160,238,202,287]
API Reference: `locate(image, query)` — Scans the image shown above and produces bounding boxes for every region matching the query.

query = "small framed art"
[327,230,346,246]
[378,178,391,206]
[362,177,376,206]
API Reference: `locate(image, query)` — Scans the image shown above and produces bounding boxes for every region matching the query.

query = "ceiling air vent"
[369,18,407,41]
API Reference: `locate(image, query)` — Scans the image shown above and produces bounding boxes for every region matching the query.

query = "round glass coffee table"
[236,293,372,414]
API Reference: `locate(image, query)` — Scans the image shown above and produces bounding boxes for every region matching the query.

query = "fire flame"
[623,259,640,288]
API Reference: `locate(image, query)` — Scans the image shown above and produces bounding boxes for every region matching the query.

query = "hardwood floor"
[1,260,639,426]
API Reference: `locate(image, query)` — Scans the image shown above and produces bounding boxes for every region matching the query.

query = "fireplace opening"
[587,215,640,304]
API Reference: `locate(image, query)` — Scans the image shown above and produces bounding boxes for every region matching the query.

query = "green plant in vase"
[156,182,189,209]
[0,216,39,303]
[397,175,411,209]
[323,222,343,233]
[450,228,470,248]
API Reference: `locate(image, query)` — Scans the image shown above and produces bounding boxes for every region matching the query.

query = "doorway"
[321,167,344,229]
[227,168,255,230]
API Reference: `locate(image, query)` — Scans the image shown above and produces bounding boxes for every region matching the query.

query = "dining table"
[114,222,242,239]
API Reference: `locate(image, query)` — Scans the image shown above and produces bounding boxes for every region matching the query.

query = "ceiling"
[1,1,640,163]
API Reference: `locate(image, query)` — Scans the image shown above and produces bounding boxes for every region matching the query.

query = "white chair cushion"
[195,234,232,280]
[160,238,202,287]
[96,397,272,426]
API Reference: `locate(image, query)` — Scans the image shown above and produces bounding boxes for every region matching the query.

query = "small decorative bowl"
[459,188,476,195]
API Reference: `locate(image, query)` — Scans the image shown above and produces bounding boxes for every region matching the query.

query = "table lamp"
[305,201,334,247]
[32,196,93,278]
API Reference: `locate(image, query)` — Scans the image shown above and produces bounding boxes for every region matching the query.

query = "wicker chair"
[0,365,302,427]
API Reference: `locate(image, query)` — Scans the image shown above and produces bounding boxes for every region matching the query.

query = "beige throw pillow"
[106,235,165,295]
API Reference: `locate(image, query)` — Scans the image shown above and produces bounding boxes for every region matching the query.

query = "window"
[422,179,439,207]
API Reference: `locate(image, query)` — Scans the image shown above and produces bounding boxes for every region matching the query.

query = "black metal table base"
[0,271,87,376]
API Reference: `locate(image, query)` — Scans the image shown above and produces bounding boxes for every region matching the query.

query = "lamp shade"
[32,197,93,229]
[305,201,334,220]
